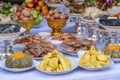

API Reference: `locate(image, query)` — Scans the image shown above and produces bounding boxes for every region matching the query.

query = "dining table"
[0,19,120,80]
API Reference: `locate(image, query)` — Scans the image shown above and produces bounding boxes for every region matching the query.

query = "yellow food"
[38,50,72,72]
[106,44,120,50]
[79,45,110,68]
[12,52,26,59]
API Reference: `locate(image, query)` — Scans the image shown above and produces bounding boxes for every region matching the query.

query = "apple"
[26,2,34,8]
[25,0,32,3]
[32,0,39,7]
[16,6,24,12]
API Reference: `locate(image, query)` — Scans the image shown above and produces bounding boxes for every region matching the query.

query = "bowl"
[47,19,67,36]
[38,32,51,38]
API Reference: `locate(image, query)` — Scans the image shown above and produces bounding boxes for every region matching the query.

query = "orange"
[42,9,48,15]
[42,5,48,10]
[38,1,44,7]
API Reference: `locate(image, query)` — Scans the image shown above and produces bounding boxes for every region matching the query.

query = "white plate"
[35,58,78,75]
[61,47,78,56]
[81,17,95,23]
[79,60,114,71]
[0,60,35,72]
[33,57,43,60]
[95,18,120,31]
[112,58,120,63]
[68,13,82,16]
[0,27,26,40]
[47,3,64,7]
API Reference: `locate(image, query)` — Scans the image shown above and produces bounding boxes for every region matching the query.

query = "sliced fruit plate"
[79,60,114,71]
[35,50,78,75]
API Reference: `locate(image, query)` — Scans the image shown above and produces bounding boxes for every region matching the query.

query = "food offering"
[79,46,111,70]
[82,7,106,21]
[46,9,68,36]
[25,0,49,16]
[36,50,78,74]
[16,34,57,59]
[5,52,33,68]
[45,0,60,4]
[62,38,94,54]
[103,44,120,58]
[66,0,85,14]
[98,13,120,26]
[0,14,12,24]
[51,33,79,43]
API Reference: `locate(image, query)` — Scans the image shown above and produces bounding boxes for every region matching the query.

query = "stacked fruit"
[79,46,110,68]
[12,7,34,23]
[25,0,49,15]
[38,50,72,72]
[46,9,68,20]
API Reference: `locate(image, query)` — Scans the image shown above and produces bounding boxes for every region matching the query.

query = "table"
[0,19,120,80]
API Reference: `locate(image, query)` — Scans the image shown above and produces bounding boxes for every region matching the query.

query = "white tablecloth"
[1,19,120,80]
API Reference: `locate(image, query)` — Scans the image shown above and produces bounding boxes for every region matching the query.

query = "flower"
[104,0,114,3]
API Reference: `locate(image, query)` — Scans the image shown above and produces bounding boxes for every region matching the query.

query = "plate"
[95,18,120,31]
[68,13,82,16]
[112,58,120,63]
[0,27,26,40]
[33,57,43,60]
[61,47,78,56]
[46,3,64,7]
[0,60,35,72]
[35,58,78,75]
[78,60,114,71]
[81,17,95,23]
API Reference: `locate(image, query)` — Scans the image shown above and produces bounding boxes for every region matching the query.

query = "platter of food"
[95,18,120,31]
[78,46,114,71]
[0,24,26,39]
[103,44,120,62]
[15,34,57,59]
[82,7,106,23]
[0,52,35,72]
[61,38,94,56]
[45,0,65,7]
[35,50,78,75]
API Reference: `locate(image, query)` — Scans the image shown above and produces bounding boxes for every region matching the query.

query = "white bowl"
[12,44,26,52]
[38,32,51,38]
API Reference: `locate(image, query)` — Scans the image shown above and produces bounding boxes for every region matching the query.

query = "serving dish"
[35,58,78,75]
[0,27,26,39]
[78,60,114,71]
[95,18,120,31]
[0,60,35,72]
